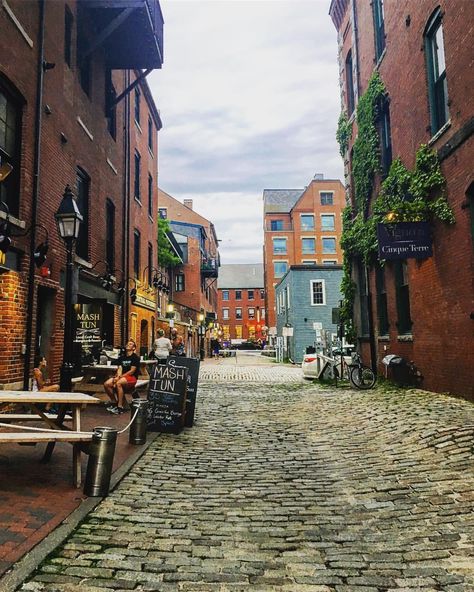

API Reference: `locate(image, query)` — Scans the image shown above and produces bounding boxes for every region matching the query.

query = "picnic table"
[0,391,100,487]
[76,359,154,396]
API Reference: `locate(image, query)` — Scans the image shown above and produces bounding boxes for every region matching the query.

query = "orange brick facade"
[217,287,266,342]
[330,0,474,399]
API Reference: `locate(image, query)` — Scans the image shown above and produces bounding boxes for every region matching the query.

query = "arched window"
[424,8,449,135]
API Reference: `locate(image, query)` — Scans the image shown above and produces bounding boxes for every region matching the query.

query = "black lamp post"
[198,312,205,361]
[55,185,83,391]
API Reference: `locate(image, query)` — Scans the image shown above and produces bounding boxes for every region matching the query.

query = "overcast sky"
[149,0,343,264]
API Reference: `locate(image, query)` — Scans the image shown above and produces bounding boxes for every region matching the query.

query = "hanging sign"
[377,222,432,260]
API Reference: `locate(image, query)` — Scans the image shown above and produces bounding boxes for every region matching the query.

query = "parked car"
[230,341,262,350]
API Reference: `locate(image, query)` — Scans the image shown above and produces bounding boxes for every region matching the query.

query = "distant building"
[263,175,345,329]
[217,264,266,343]
[275,265,343,363]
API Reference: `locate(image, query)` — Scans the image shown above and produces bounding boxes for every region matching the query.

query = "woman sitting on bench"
[33,356,59,392]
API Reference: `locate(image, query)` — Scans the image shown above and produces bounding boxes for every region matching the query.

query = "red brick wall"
[217,287,266,341]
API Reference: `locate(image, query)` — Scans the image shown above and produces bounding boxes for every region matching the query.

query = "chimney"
[184,199,193,210]
[313,173,324,181]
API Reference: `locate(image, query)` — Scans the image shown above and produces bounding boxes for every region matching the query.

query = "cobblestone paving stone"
[17,367,474,592]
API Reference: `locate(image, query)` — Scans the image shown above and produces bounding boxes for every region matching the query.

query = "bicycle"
[329,351,376,390]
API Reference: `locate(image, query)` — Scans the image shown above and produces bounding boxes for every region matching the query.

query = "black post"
[365,265,377,373]
[60,238,75,391]
[199,326,205,361]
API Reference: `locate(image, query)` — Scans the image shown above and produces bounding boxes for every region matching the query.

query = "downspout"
[121,69,131,342]
[351,0,361,100]
[23,0,46,389]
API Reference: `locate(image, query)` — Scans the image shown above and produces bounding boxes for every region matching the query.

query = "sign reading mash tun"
[377,222,432,260]
[167,357,200,427]
[147,363,188,434]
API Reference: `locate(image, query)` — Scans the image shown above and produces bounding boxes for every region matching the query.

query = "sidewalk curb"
[0,432,160,592]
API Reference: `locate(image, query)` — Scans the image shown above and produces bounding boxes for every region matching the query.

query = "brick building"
[263,175,345,329]
[0,0,163,388]
[329,0,474,399]
[217,264,266,343]
[158,189,220,356]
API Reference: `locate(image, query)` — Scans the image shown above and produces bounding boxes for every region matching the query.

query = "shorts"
[123,375,137,388]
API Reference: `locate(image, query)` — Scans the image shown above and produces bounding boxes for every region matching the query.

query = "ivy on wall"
[336,111,352,158]
[158,217,181,267]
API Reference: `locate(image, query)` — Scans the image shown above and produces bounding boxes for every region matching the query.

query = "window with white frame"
[321,214,335,231]
[302,237,316,254]
[300,214,314,230]
[274,261,287,278]
[272,237,287,254]
[322,237,337,253]
[248,307,255,319]
[320,191,334,205]
[310,280,326,305]
[248,290,254,300]
[235,308,242,319]
[222,308,229,320]
[222,290,229,301]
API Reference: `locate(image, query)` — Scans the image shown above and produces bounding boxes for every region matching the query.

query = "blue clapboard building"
[275,265,343,363]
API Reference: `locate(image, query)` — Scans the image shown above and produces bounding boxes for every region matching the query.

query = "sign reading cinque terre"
[377,222,432,260]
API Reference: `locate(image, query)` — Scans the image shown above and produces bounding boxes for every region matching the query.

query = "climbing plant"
[157,217,181,267]
[336,111,352,158]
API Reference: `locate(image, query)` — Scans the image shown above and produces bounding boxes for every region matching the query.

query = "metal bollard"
[129,399,149,445]
[83,427,118,497]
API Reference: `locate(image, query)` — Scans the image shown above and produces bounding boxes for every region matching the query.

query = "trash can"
[382,354,411,386]
[129,399,149,445]
[83,427,118,497]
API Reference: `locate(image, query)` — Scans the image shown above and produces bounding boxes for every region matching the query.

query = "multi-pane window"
[134,151,141,200]
[248,307,255,319]
[222,290,229,301]
[274,262,287,278]
[64,6,73,68]
[395,260,412,334]
[375,264,389,335]
[76,168,90,260]
[222,308,229,320]
[310,280,325,305]
[302,238,316,254]
[134,87,141,125]
[321,214,335,231]
[148,117,153,152]
[425,9,449,134]
[105,199,115,271]
[301,214,314,230]
[379,96,392,176]
[0,87,21,216]
[345,50,355,115]
[273,237,287,254]
[158,207,167,219]
[270,219,283,231]
[148,174,153,217]
[236,308,242,320]
[248,290,254,300]
[320,192,334,205]
[175,273,185,292]
[235,290,242,300]
[372,0,385,61]
[322,238,337,253]
[133,229,140,279]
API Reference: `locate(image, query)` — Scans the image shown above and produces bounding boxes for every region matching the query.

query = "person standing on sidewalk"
[103,339,140,414]
[170,327,186,357]
[153,328,172,364]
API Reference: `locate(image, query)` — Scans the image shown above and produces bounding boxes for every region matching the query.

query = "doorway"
[35,286,56,365]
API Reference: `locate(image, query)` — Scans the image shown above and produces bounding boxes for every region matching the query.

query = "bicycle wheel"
[350,365,376,389]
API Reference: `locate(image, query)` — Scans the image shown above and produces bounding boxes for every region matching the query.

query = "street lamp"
[198,312,205,361]
[55,184,83,391]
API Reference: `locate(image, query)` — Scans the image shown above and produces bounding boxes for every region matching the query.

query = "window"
[105,199,115,271]
[345,50,355,115]
[301,214,314,230]
[148,174,153,217]
[248,290,254,300]
[310,280,326,305]
[148,117,153,152]
[322,238,337,254]
[379,96,392,176]
[222,290,229,301]
[270,219,283,231]
[158,207,167,219]
[64,6,73,68]
[394,260,412,334]
[425,9,449,134]
[302,260,317,265]
[248,307,255,319]
[273,237,287,254]
[0,85,21,216]
[105,70,116,140]
[302,238,316,254]
[236,308,242,320]
[321,214,335,231]
[261,308,266,320]
[76,168,90,260]
[322,260,337,265]
[235,326,242,339]
[260,289,265,299]
[175,273,185,292]
[375,264,389,335]
[134,151,141,201]
[222,308,229,320]
[235,290,242,300]
[372,0,385,61]
[274,261,287,278]
[134,86,141,125]
[147,243,153,285]
[133,229,140,279]
[320,192,334,205]
[77,23,91,96]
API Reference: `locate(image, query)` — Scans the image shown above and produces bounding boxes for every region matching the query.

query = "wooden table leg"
[41,406,68,463]
[72,405,81,488]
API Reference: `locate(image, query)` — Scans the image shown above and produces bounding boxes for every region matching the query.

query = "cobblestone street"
[16,363,474,592]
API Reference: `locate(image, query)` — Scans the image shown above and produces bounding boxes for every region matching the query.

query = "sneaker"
[105,402,115,409]
[110,406,125,415]
[106,405,118,413]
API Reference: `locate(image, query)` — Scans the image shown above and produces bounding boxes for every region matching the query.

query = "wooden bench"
[0,413,72,422]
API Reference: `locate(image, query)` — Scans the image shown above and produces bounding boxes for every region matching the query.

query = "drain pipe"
[121,69,131,342]
[23,0,46,390]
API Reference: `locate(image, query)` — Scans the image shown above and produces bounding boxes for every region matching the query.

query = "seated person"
[103,339,140,415]
[32,356,59,392]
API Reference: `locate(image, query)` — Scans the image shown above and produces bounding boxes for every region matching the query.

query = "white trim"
[2,1,34,48]
[107,158,118,175]
[286,286,290,310]
[320,213,336,231]
[310,279,326,306]
[77,117,94,141]
[319,190,334,205]
[222,308,229,320]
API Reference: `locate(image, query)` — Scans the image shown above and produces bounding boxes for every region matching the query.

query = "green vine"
[158,217,181,267]
[336,111,352,157]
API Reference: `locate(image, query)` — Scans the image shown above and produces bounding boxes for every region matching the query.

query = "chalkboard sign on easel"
[167,357,200,427]
[146,363,188,434]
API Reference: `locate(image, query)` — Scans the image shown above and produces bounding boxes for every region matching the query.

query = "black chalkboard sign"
[147,363,188,434]
[167,357,200,427]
